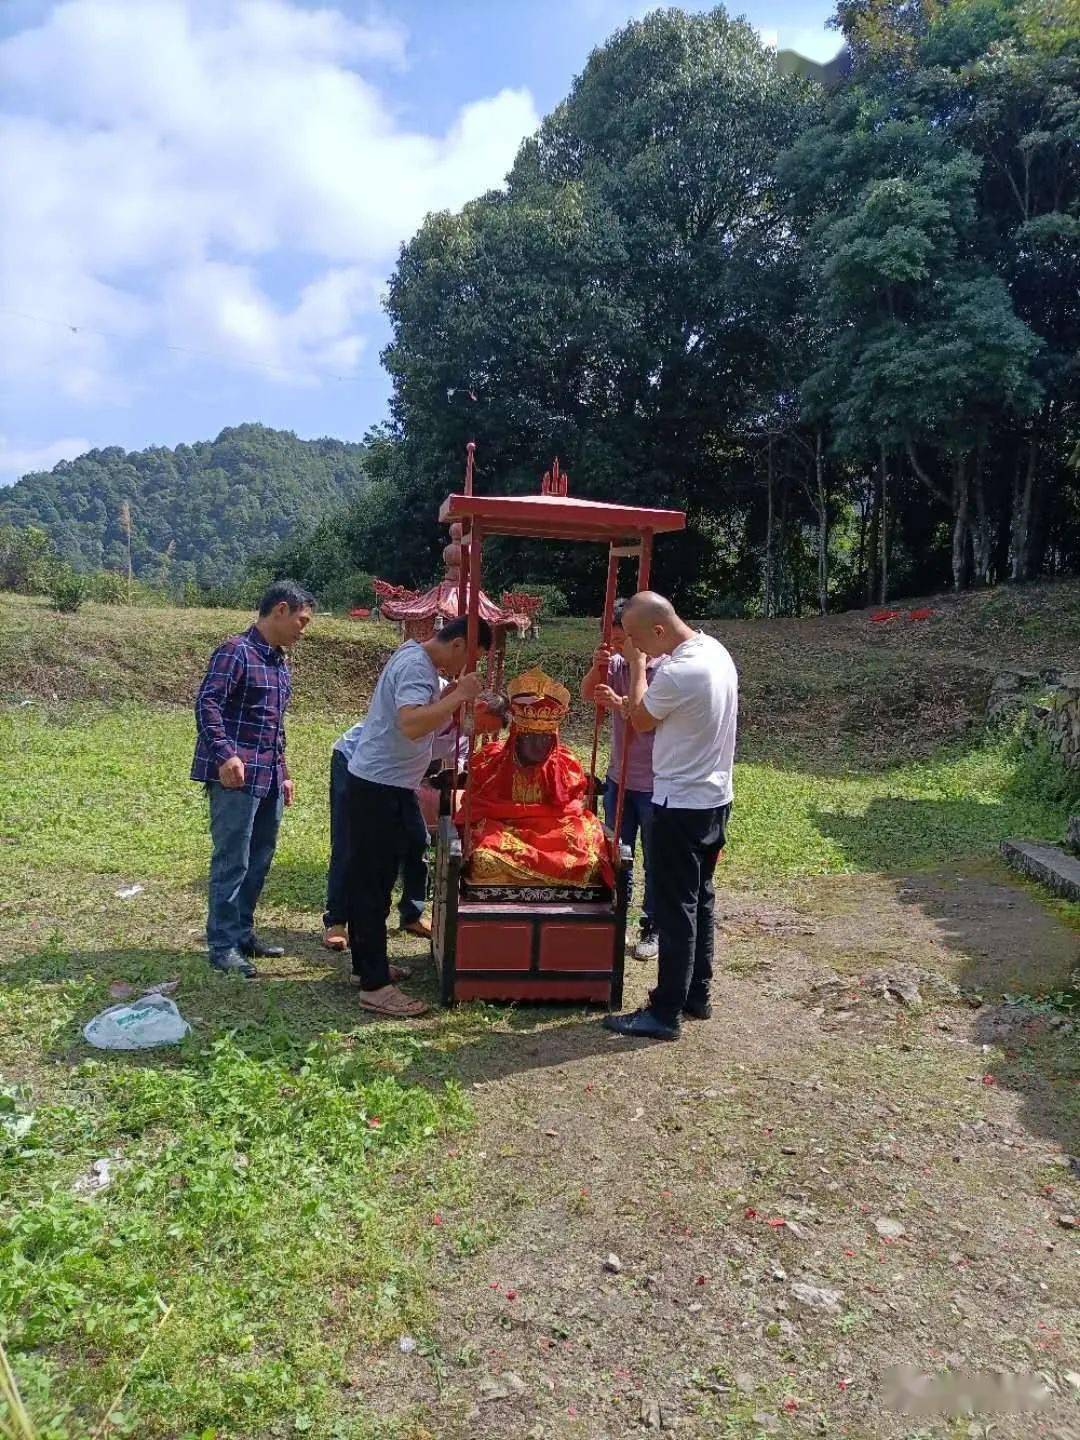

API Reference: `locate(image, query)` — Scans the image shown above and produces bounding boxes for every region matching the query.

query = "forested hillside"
[0,424,368,586]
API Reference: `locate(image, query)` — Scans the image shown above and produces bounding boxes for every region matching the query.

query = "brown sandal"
[356,984,428,1018]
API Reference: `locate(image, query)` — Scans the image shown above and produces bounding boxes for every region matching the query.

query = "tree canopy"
[312,0,1077,615]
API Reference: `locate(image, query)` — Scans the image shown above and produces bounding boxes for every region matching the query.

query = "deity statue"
[464,667,614,889]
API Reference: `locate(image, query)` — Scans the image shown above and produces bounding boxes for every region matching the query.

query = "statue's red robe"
[463,736,614,888]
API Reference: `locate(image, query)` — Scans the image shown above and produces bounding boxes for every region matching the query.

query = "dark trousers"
[602,776,655,928]
[347,774,428,989]
[324,752,426,928]
[206,782,283,959]
[648,802,731,1025]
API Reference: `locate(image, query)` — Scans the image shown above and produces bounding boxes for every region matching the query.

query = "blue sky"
[0,0,838,486]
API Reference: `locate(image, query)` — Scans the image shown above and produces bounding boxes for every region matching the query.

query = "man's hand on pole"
[593,684,627,714]
[453,671,484,706]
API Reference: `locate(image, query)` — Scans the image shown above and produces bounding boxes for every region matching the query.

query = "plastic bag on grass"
[84,993,191,1050]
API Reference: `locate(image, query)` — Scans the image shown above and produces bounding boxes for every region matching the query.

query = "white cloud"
[160,261,375,380]
[756,27,779,50]
[0,434,93,486]
[0,0,539,400]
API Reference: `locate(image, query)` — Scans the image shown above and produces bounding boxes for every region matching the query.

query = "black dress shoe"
[682,998,713,1020]
[211,948,258,978]
[240,939,285,958]
[602,1007,680,1041]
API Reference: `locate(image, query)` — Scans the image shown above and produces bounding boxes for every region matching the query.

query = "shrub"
[49,569,87,613]
[88,569,129,605]
[320,568,377,612]
[0,524,57,595]
[523,582,570,617]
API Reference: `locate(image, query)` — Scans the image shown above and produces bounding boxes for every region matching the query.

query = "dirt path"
[353,861,1079,1439]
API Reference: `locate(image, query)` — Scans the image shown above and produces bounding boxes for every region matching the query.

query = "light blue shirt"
[333,721,365,761]
[347,641,441,789]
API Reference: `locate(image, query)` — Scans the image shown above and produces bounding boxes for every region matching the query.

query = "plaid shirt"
[191,626,291,797]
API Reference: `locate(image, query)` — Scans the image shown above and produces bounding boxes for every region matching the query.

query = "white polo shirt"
[642,631,738,809]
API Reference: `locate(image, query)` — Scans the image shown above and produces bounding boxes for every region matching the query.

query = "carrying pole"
[459,520,483,861]
[608,531,653,861]
[450,443,476,826]
[587,543,621,815]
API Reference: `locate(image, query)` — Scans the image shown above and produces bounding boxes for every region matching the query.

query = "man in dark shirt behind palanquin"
[192,580,315,977]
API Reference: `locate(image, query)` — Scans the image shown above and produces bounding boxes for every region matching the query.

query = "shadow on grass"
[2,934,623,1090]
[813,794,1079,1161]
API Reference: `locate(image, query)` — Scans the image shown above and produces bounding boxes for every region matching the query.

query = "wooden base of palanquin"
[431,816,629,1008]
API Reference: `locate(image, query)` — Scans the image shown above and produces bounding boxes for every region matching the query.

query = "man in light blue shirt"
[347,616,492,1017]
[322,696,465,952]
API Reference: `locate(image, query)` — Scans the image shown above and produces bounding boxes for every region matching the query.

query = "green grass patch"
[1,707,1070,890]
[2,1033,469,1439]
[728,740,1069,878]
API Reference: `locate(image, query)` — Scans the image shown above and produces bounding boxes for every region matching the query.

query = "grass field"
[2,585,1079,1439]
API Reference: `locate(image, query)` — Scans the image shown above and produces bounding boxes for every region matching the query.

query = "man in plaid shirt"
[192,580,315,976]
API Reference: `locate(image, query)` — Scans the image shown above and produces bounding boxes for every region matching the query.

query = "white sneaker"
[634,931,659,962]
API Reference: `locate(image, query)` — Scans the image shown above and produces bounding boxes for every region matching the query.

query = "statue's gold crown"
[507,667,570,733]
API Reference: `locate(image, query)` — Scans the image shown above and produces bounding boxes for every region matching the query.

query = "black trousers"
[325,751,427,928]
[347,774,427,989]
[648,801,731,1025]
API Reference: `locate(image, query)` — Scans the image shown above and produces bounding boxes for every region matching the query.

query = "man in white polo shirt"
[602,592,737,1041]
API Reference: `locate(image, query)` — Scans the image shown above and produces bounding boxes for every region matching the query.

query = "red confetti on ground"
[982,1074,997,1086]
[871,609,901,622]
[838,1378,851,1391]
[767,1217,787,1228]
[909,607,934,620]
[844,1249,856,1257]
[367,1117,382,1128]
[695,1275,708,1286]
[505,1290,518,1301]
[744,1207,759,1219]
[783,1398,799,1413]
[488,1282,501,1291]
[432,1214,443,1226]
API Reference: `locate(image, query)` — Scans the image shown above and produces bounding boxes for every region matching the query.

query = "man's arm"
[624,641,659,733]
[195,644,246,784]
[280,670,293,802]
[628,647,688,734]
[399,672,484,741]
[627,667,659,732]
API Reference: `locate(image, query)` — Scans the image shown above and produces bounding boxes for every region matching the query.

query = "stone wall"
[1038,676,1080,773]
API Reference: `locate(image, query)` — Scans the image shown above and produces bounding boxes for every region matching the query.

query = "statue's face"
[514,730,555,766]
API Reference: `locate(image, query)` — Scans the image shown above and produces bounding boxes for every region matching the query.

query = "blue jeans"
[603,776,655,929]
[206,782,283,959]
[324,750,426,928]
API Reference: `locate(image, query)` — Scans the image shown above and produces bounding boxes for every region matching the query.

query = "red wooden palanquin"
[430,447,685,1007]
